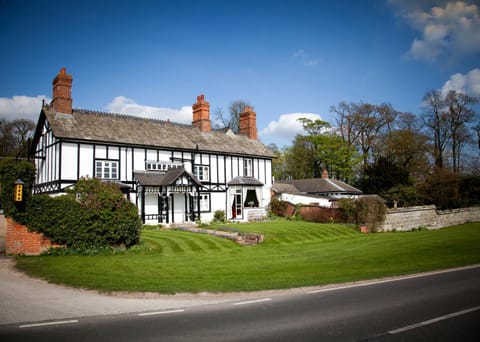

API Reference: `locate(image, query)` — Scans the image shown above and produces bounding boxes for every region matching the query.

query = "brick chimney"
[192,94,211,132]
[51,67,73,114]
[239,106,257,139]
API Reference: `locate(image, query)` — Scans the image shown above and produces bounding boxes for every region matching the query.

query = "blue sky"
[1,0,479,147]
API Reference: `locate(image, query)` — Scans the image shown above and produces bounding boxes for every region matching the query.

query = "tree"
[283,135,317,179]
[374,112,430,183]
[331,102,396,171]
[443,91,478,173]
[422,90,449,169]
[296,118,359,181]
[0,118,35,158]
[421,90,479,173]
[214,99,251,133]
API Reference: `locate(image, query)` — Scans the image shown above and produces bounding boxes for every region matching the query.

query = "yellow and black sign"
[14,182,23,202]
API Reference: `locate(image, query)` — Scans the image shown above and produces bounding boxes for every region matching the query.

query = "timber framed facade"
[30,68,275,224]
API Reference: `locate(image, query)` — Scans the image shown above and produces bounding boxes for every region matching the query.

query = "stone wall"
[5,217,56,255]
[378,205,480,232]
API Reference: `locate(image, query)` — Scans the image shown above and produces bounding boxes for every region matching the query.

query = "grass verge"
[15,221,480,293]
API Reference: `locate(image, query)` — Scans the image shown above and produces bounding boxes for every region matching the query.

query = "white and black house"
[29,68,276,224]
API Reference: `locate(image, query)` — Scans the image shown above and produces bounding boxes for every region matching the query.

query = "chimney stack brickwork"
[239,106,257,139]
[192,94,211,132]
[51,67,73,114]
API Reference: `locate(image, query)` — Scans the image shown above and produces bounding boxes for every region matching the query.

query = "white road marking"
[232,298,271,306]
[138,309,185,316]
[389,305,480,334]
[307,264,480,294]
[19,320,79,329]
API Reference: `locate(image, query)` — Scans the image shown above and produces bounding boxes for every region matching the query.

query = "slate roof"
[273,178,362,195]
[134,167,202,187]
[38,105,276,158]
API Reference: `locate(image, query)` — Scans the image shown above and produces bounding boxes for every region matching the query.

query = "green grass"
[15,221,480,294]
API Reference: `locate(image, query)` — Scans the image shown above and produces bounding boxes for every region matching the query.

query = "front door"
[232,193,242,219]
[158,194,169,223]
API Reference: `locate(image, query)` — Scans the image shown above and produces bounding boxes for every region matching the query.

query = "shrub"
[0,158,35,221]
[25,178,141,249]
[338,196,386,232]
[269,198,289,217]
[213,210,225,222]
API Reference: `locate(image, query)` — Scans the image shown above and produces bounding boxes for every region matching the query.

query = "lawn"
[15,221,480,293]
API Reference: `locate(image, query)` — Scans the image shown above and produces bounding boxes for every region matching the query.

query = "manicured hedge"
[25,178,141,249]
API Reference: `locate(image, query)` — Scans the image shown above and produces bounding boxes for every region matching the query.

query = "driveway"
[0,257,237,326]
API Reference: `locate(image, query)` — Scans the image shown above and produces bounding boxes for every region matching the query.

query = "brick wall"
[5,217,56,255]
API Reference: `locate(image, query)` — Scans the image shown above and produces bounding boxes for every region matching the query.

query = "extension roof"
[33,105,276,159]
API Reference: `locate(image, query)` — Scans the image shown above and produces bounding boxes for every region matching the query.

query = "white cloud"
[105,96,192,124]
[0,95,50,122]
[441,68,480,98]
[400,1,480,62]
[293,49,321,67]
[260,112,323,143]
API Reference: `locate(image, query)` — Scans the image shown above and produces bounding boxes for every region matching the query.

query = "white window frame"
[194,165,209,182]
[95,160,119,180]
[145,160,182,171]
[243,159,253,177]
[194,193,210,212]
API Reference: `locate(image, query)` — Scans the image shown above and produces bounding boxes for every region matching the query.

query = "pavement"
[0,256,239,326]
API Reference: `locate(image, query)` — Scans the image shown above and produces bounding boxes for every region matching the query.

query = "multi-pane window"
[243,159,253,177]
[194,194,210,212]
[95,160,118,179]
[193,165,209,181]
[145,161,181,171]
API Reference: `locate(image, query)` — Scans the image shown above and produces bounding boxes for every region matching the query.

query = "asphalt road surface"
[1,265,479,341]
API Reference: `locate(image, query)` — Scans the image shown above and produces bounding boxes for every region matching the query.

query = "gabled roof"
[134,167,202,187]
[274,178,362,195]
[36,105,276,158]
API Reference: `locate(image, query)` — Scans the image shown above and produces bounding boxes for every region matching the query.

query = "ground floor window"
[194,193,210,212]
[244,189,259,207]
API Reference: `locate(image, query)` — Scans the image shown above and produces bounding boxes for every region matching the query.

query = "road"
[1,265,479,341]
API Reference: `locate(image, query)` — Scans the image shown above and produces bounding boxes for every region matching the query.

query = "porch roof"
[228,176,264,186]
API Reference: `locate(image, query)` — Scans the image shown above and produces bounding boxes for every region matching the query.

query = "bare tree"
[422,90,450,169]
[331,101,361,147]
[444,91,478,173]
[214,100,251,133]
[0,118,35,158]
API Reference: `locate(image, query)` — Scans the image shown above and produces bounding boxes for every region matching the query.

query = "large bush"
[269,198,289,217]
[338,196,386,232]
[0,158,35,221]
[26,178,141,249]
